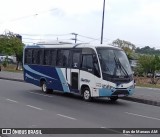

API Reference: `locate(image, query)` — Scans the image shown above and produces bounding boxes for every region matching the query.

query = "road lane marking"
[28,91,53,97]
[26,105,43,110]
[28,125,37,128]
[6,98,18,103]
[125,112,160,121]
[57,114,77,120]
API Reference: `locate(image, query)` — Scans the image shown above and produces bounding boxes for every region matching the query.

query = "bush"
[2,61,7,68]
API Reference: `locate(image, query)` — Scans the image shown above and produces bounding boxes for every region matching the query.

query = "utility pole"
[71,33,78,43]
[101,0,105,44]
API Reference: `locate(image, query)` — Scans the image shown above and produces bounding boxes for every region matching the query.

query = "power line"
[19,30,159,48]
[21,33,71,36]
[78,34,100,41]
[0,8,57,24]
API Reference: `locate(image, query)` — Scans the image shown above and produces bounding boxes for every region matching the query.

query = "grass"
[0,64,23,73]
[136,83,160,89]
[135,76,160,89]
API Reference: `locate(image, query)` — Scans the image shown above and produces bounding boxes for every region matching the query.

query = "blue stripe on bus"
[26,73,39,81]
[99,88,134,97]
[24,65,56,80]
[24,65,71,92]
[56,68,70,93]
[128,88,135,95]
[99,88,112,96]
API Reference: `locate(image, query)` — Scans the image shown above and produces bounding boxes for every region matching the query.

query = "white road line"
[6,98,18,103]
[28,91,53,97]
[28,125,37,128]
[125,112,160,121]
[26,105,43,110]
[57,114,77,120]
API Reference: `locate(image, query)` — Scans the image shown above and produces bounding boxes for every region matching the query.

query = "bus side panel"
[23,65,64,91]
[24,68,40,87]
[55,68,70,93]
[80,70,99,97]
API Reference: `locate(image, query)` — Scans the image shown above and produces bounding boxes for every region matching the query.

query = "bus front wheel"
[41,81,52,94]
[83,87,92,101]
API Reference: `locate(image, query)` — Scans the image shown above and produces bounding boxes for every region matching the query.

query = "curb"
[0,77,24,82]
[121,96,160,107]
[0,77,160,107]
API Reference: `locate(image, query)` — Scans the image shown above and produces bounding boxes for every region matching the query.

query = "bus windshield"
[97,48,132,79]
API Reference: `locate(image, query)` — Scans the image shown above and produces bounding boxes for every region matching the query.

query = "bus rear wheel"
[83,87,92,101]
[110,96,118,102]
[41,81,52,94]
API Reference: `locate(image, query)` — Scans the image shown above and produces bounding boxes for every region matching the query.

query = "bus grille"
[112,90,129,96]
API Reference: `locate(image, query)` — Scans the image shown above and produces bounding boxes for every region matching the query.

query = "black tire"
[110,96,118,102]
[82,87,92,101]
[41,81,52,94]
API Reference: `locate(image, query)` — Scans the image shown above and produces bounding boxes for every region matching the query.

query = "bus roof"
[24,42,121,50]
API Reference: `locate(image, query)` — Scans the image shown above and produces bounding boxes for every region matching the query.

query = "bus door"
[68,49,81,92]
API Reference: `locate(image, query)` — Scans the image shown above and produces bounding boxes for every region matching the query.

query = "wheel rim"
[84,90,90,100]
[42,83,47,92]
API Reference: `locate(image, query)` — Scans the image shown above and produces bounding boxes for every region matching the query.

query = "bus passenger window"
[25,49,32,64]
[82,55,93,71]
[62,50,69,67]
[44,50,50,65]
[38,50,43,65]
[32,49,39,64]
[56,50,63,66]
[72,52,81,68]
[56,50,69,67]
[50,50,57,66]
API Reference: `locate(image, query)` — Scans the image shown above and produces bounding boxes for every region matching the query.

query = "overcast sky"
[0,0,160,48]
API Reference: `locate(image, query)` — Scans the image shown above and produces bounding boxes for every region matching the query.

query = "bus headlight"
[129,85,135,89]
[107,85,114,90]
[102,84,115,90]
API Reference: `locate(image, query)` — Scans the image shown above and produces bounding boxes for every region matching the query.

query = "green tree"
[135,46,160,55]
[136,55,160,84]
[112,39,136,59]
[0,34,24,70]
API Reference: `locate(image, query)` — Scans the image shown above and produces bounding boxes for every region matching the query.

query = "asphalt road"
[1,71,160,106]
[0,79,160,137]
[134,87,160,100]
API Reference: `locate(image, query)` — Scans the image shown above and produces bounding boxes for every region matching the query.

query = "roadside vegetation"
[0,32,24,70]
[111,39,160,88]
[0,63,22,73]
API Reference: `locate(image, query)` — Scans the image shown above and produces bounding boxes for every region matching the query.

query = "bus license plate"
[118,94,125,97]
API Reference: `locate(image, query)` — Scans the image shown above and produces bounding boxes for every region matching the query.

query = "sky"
[0,0,160,49]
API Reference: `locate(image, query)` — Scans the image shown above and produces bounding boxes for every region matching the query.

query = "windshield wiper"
[114,56,129,77]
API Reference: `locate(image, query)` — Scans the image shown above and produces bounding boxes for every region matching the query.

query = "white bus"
[23,42,135,101]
